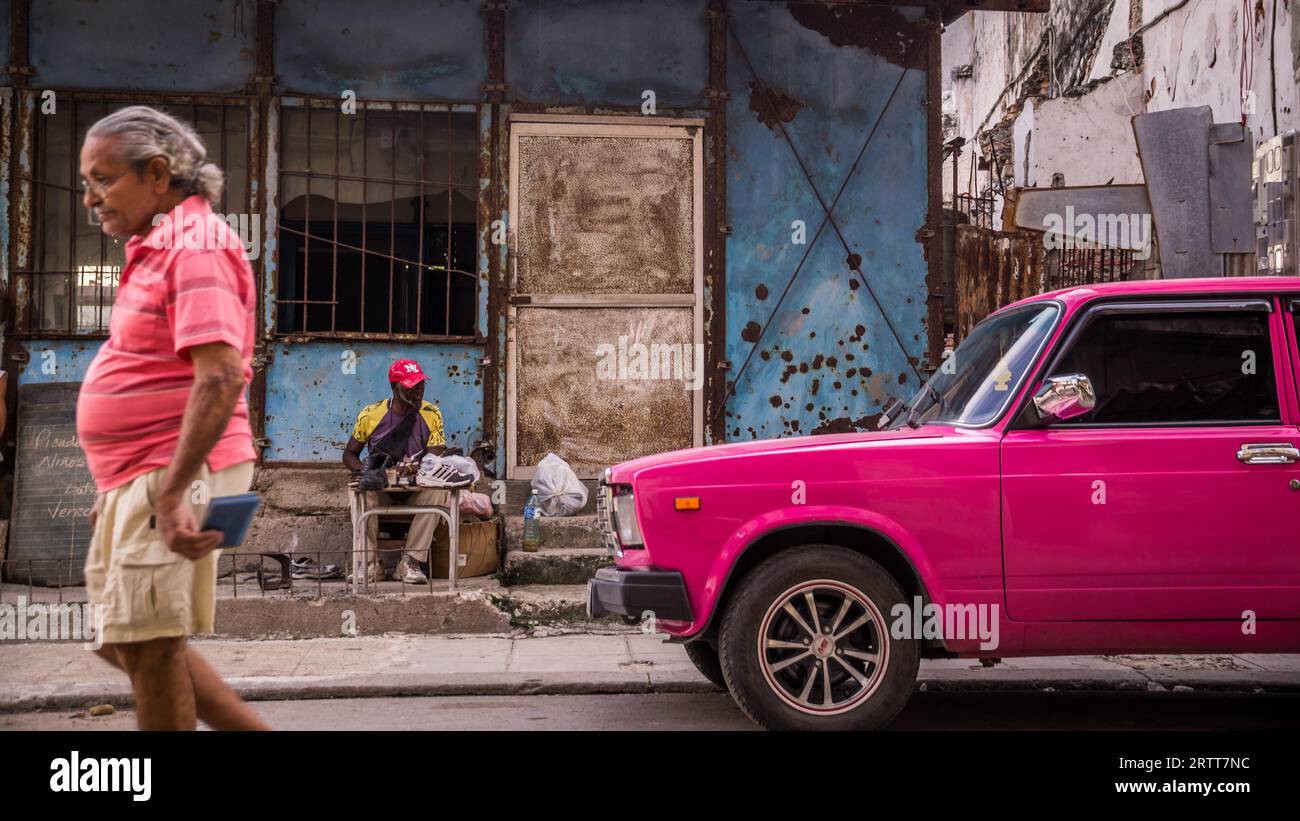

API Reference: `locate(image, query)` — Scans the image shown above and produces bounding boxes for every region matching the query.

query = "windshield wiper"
[904,382,945,429]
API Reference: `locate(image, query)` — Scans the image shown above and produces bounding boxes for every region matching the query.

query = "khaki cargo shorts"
[84,461,255,645]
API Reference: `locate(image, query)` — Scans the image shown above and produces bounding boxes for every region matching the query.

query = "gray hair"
[85,105,224,205]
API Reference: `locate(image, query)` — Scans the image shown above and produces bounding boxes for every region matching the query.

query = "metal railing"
[1048,242,1137,290]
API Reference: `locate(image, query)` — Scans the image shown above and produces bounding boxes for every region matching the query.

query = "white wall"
[942,0,1298,203]
[1031,70,1146,186]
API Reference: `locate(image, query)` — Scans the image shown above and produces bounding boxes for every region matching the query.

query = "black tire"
[683,640,727,689]
[718,545,918,731]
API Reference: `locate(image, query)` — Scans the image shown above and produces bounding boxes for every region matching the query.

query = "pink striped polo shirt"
[77,195,257,491]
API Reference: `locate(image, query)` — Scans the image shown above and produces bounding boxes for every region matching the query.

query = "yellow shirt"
[351,399,445,455]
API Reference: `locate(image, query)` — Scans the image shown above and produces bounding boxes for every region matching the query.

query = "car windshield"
[889,302,1060,428]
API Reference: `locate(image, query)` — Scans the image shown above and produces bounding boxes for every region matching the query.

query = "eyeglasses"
[79,170,132,199]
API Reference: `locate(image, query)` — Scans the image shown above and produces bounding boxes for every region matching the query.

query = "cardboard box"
[431,515,500,579]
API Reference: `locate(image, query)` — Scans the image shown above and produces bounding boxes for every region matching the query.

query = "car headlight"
[612,489,644,549]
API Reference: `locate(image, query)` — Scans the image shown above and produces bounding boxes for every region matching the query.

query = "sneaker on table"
[416,462,474,489]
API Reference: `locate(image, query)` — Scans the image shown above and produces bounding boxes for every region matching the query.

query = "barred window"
[275,98,479,339]
[19,93,251,336]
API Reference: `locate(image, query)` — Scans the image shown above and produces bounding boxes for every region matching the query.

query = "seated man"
[343,359,450,584]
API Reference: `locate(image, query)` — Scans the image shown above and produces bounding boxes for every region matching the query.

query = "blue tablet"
[201,492,262,547]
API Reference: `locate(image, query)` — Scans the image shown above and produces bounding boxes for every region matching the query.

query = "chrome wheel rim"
[757,579,889,716]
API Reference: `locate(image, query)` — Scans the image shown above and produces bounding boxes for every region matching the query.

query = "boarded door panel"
[507,118,703,478]
[516,135,695,295]
[515,307,695,474]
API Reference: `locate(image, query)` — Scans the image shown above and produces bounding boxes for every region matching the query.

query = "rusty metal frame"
[704,0,729,444]
[9,89,254,339]
[924,5,945,367]
[246,0,274,455]
[480,0,506,477]
[271,95,483,342]
[504,116,705,479]
[3,0,34,490]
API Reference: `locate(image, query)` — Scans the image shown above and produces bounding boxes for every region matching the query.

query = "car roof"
[999,276,1300,315]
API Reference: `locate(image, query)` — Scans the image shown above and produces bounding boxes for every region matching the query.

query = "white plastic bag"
[530,453,587,517]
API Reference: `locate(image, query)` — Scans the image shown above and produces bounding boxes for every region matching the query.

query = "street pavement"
[2,632,1298,719]
[4,691,1297,730]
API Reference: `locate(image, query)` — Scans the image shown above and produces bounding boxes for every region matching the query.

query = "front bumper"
[586,566,693,622]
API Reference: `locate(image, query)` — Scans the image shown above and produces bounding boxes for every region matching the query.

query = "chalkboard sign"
[7,383,95,586]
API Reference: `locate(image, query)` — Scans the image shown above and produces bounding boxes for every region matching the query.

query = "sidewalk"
[1,634,1297,713]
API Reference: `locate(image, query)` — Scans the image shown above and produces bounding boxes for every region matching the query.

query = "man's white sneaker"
[416,462,474,489]
[397,556,429,584]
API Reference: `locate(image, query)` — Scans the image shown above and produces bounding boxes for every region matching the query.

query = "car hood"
[604,428,946,484]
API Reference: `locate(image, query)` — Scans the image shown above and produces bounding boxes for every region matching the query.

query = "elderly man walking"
[76,106,268,730]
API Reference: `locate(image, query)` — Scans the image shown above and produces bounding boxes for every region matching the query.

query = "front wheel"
[718,545,918,731]
[683,640,726,689]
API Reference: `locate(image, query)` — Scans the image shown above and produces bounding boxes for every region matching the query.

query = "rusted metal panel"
[506,0,708,107]
[515,134,695,295]
[953,224,1045,341]
[274,0,483,101]
[29,0,256,91]
[513,307,694,474]
[786,1,928,70]
[723,2,931,440]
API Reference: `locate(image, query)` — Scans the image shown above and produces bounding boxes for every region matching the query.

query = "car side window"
[1047,310,1279,425]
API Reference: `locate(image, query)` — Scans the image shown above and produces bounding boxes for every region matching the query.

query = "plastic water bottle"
[522,493,542,552]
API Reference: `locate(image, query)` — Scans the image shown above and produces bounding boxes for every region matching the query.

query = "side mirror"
[1033,373,1096,423]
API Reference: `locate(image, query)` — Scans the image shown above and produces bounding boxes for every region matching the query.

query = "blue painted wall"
[262,341,484,461]
[14,340,102,384]
[7,0,936,467]
[507,0,708,107]
[30,0,255,91]
[723,2,930,439]
[275,0,484,101]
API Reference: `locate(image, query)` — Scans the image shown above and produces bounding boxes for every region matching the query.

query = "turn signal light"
[674,496,701,511]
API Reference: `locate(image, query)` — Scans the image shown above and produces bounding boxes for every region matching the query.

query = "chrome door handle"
[1237,443,1300,464]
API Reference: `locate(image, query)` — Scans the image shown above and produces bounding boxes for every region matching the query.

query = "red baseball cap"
[388,359,429,388]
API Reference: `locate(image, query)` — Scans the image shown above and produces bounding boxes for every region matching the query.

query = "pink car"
[589,276,1300,730]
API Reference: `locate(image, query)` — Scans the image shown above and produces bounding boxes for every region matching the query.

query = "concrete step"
[500,547,612,586]
[503,513,603,553]
[490,584,629,629]
[211,576,514,638]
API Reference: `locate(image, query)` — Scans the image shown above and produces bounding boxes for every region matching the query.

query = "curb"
[4,669,1296,714]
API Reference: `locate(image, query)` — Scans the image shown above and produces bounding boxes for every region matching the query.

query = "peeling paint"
[748,81,804,130]
[787,2,927,71]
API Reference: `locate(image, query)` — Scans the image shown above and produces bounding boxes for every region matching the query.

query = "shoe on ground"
[397,556,429,584]
[346,562,387,584]
[292,557,342,580]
